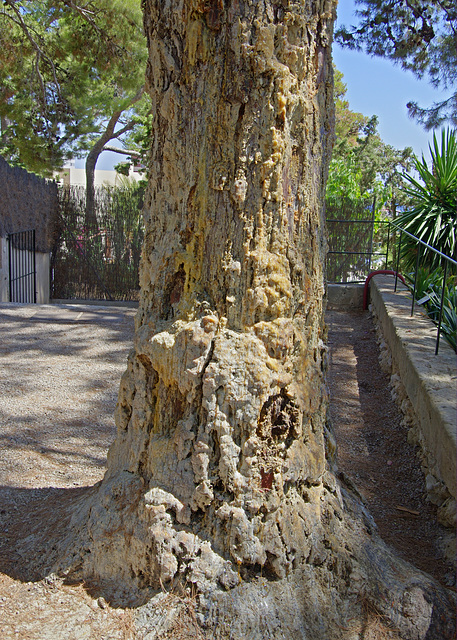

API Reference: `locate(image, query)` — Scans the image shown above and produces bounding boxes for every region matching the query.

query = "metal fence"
[8,230,36,303]
[326,219,391,283]
[51,185,144,301]
[325,197,393,283]
[327,215,456,354]
[390,221,457,355]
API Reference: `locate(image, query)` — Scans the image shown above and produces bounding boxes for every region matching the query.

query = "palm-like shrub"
[428,282,457,353]
[404,266,456,353]
[396,129,456,272]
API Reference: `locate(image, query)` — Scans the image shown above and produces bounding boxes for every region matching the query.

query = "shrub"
[406,267,457,352]
[396,129,456,272]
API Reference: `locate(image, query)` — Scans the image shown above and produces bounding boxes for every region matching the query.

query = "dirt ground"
[326,310,455,588]
[0,304,454,639]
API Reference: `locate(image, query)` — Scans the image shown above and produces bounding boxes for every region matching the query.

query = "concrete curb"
[369,275,456,525]
[326,283,364,310]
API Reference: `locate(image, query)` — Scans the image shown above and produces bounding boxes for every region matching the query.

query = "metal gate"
[8,230,37,303]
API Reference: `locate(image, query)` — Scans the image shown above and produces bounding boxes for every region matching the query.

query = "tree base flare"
[49,469,455,640]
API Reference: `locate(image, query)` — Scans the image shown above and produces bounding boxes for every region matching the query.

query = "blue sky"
[92,2,444,171]
[334,0,444,157]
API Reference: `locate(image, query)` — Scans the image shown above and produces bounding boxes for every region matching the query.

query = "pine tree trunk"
[84,148,98,227]
[55,0,455,636]
[97,0,335,587]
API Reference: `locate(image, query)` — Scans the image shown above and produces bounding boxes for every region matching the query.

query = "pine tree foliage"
[335,0,457,129]
[0,0,148,175]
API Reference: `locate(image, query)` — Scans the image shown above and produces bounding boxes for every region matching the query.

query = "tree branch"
[2,0,62,106]
[62,0,98,26]
[109,88,145,139]
[61,0,142,58]
[102,146,142,157]
[86,87,144,160]
[110,122,136,139]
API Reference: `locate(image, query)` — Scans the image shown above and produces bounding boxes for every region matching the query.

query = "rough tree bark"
[55,0,455,637]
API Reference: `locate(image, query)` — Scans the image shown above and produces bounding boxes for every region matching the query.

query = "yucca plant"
[404,266,457,352]
[428,280,457,353]
[396,128,457,272]
[405,266,445,301]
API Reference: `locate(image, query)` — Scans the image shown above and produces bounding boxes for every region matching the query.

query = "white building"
[56,159,144,187]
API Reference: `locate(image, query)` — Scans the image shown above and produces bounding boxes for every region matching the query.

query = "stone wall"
[0,157,58,303]
[0,156,58,253]
[326,283,364,309]
[369,275,456,532]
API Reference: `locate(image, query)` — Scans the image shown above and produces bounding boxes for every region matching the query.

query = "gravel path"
[0,303,137,640]
[0,303,136,490]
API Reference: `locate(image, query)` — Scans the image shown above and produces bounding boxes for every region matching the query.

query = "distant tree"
[326,69,414,282]
[327,68,413,218]
[113,105,153,178]
[333,68,368,148]
[82,86,147,222]
[0,0,149,218]
[335,0,457,129]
